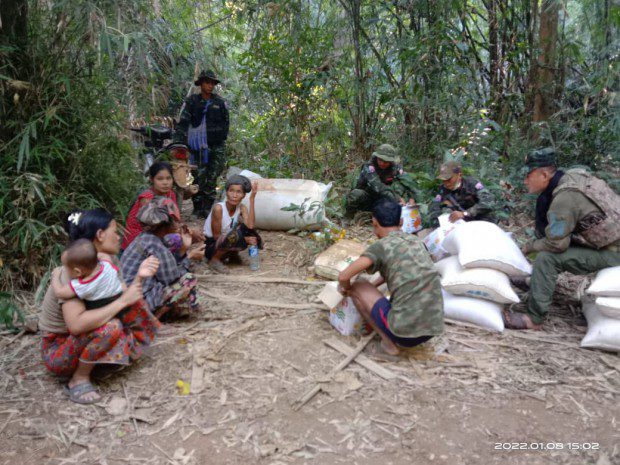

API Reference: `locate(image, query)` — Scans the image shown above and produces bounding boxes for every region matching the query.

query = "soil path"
[0,229,618,465]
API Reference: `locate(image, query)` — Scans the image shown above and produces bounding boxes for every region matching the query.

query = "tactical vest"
[553,168,620,249]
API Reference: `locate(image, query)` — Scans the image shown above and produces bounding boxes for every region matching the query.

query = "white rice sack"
[442,221,532,277]
[595,297,620,320]
[581,298,620,351]
[435,256,519,304]
[587,267,620,297]
[442,290,505,332]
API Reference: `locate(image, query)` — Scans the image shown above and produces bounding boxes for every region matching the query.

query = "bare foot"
[380,338,401,356]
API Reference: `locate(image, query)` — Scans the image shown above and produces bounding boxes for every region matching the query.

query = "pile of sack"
[581,266,620,351]
[433,219,532,332]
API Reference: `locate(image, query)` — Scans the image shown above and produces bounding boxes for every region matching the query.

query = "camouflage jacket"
[176,93,229,146]
[428,176,496,226]
[362,231,444,338]
[354,161,420,202]
[528,169,620,253]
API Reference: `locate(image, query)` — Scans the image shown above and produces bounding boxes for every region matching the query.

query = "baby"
[53,239,126,309]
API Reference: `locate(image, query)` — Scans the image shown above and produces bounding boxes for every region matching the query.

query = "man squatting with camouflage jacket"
[504,148,620,330]
[428,160,496,226]
[344,144,420,217]
[176,70,230,218]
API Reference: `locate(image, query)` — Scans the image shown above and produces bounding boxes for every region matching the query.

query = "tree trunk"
[0,0,28,49]
[532,0,559,125]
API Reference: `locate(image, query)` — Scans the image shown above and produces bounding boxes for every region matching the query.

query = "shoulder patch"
[475,182,484,190]
[368,165,375,173]
[434,194,442,202]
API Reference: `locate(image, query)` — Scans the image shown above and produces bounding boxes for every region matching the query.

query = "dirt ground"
[1,221,619,465]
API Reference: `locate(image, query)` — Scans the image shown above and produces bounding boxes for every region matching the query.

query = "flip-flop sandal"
[503,311,530,330]
[64,382,101,405]
[367,340,402,362]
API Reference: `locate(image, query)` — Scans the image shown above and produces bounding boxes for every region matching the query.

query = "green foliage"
[0,0,202,290]
[0,293,24,331]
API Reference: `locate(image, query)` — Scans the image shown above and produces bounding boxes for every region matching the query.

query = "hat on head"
[372,144,400,163]
[137,196,181,228]
[524,147,556,172]
[195,70,221,86]
[437,161,462,180]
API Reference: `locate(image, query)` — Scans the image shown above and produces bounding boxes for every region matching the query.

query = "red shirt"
[122,189,178,250]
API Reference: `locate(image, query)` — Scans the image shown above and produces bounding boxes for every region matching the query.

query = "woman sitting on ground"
[121,197,205,320]
[122,161,203,251]
[39,209,161,404]
[203,175,263,274]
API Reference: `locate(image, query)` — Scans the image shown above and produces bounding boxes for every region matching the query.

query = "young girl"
[204,175,263,274]
[122,162,203,250]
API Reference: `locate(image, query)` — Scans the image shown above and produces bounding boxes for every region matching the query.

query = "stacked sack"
[581,266,620,351]
[434,221,532,332]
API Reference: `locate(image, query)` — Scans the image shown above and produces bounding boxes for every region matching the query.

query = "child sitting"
[52,239,125,309]
[338,199,444,356]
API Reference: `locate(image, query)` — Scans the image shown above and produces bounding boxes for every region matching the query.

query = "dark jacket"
[176,93,229,147]
[428,176,496,226]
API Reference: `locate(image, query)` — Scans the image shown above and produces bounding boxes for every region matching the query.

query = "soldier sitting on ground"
[504,148,620,330]
[343,144,420,218]
[428,159,496,226]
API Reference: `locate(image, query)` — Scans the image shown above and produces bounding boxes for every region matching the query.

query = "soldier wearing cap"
[344,144,420,217]
[504,147,620,330]
[428,158,496,226]
[176,70,230,218]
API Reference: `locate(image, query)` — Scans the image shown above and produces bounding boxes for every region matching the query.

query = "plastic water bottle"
[249,245,260,271]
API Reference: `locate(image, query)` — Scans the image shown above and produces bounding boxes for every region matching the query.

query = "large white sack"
[587,267,620,297]
[423,214,465,262]
[241,178,332,230]
[442,290,505,332]
[442,221,532,277]
[581,298,620,351]
[435,256,519,304]
[595,297,620,319]
[314,240,367,280]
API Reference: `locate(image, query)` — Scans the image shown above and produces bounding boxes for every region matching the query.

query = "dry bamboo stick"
[293,332,376,410]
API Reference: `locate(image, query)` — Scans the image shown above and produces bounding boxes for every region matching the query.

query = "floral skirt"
[156,272,200,320]
[205,223,263,260]
[41,300,160,377]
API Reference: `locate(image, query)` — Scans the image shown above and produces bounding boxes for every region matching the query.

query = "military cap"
[437,161,462,181]
[372,144,400,163]
[525,147,556,172]
[137,196,181,228]
[195,70,221,86]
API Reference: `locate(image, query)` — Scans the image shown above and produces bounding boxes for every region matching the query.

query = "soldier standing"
[504,148,620,330]
[428,160,496,226]
[176,70,230,218]
[344,144,420,218]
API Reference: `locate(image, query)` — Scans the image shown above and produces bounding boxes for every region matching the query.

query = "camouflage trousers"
[527,246,620,324]
[344,189,383,217]
[192,144,227,217]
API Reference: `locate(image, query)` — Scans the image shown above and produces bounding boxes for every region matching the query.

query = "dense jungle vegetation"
[0,0,618,306]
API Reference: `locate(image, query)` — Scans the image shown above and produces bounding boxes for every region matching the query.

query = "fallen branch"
[202,290,326,310]
[293,332,375,410]
[324,337,402,381]
[197,275,326,286]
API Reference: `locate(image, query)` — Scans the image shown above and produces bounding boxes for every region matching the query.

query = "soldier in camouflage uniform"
[428,160,496,226]
[338,199,444,356]
[176,70,230,218]
[344,144,420,218]
[504,148,620,330]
